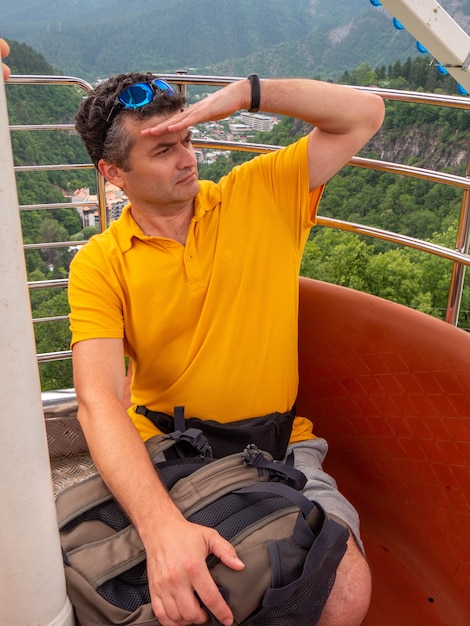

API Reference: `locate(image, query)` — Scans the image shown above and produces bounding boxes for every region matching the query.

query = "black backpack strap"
[236,481,316,519]
[136,404,190,432]
[135,405,174,431]
[145,428,212,462]
[242,444,307,491]
[167,427,212,458]
[173,405,186,432]
[135,404,186,432]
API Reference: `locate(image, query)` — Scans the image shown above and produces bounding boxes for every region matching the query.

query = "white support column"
[0,73,75,624]
[380,0,470,92]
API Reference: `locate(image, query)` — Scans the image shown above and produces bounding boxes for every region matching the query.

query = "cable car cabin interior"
[35,74,468,625]
[3,15,470,622]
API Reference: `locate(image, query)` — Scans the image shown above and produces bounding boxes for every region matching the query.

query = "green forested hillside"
[5,43,470,391]
[7,40,96,259]
[6,41,97,390]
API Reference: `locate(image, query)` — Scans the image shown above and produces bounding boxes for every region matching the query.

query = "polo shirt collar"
[112,180,222,253]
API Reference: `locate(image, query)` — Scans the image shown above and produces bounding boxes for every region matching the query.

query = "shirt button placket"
[184,246,203,287]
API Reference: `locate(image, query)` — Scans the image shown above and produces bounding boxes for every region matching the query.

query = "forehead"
[122,112,184,145]
[121,114,191,167]
[123,111,171,133]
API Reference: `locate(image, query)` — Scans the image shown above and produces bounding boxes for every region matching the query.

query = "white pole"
[380,0,470,92]
[0,72,75,624]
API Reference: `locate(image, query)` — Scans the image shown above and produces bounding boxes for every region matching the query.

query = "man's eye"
[156,147,170,156]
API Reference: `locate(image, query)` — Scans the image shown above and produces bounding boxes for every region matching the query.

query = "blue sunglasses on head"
[105,78,177,132]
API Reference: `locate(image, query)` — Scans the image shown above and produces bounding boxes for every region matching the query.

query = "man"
[70,72,384,626]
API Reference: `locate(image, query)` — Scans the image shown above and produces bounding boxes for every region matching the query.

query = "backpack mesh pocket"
[96,562,149,613]
[190,492,289,540]
[248,533,343,626]
[62,499,130,533]
[158,458,210,489]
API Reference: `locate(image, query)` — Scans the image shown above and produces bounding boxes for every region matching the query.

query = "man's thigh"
[286,438,364,555]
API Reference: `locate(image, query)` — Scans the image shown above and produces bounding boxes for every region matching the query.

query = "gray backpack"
[56,429,348,626]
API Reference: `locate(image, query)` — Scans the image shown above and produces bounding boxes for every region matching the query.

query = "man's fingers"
[0,39,10,58]
[152,577,228,626]
[1,39,11,81]
[142,86,240,137]
[210,535,245,572]
[146,523,242,625]
[194,571,234,626]
[153,589,208,626]
[142,108,198,136]
[192,535,244,625]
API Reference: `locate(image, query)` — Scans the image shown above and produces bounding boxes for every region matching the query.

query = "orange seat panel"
[297,278,470,625]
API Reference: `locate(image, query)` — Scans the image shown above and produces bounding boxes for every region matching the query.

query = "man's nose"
[178,142,197,167]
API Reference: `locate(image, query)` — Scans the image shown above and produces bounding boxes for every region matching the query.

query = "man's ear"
[98,159,125,188]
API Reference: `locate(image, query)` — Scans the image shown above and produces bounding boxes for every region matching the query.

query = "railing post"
[0,73,75,624]
[446,152,470,325]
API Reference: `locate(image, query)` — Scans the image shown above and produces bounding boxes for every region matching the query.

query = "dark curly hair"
[75,72,186,170]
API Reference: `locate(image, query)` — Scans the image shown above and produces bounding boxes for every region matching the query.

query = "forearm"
[143,75,384,145]
[72,338,183,540]
[78,396,182,542]
[253,77,384,136]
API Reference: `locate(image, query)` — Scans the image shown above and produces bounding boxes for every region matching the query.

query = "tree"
[350,63,377,87]
[33,290,73,390]
[38,218,72,269]
[301,230,371,292]
[365,249,433,314]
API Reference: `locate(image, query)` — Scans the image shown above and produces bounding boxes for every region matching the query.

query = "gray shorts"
[285,438,364,555]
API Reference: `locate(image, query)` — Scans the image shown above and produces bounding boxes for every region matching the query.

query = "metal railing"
[7,74,470,367]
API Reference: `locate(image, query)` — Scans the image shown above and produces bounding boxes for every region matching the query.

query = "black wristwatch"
[248,73,260,113]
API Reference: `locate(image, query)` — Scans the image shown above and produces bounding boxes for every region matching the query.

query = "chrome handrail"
[24,240,88,250]
[15,163,93,172]
[37,350,73,363]
[33,316,69,324]
[21,201,97,211]
[350,155,470,189]
[10,123,76,131]
[7,74,470,366]
[316,216,470,264]
[28,279,68,290]
[8,74,92,89]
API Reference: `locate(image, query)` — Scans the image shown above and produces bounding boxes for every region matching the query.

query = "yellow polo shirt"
[69,136,323,442]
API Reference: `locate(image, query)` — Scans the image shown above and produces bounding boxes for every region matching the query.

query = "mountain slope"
[0,0,316,77]
[1,0,469,82]
[205,10,419,79]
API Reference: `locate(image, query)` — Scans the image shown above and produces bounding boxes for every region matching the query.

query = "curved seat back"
[297,277,470,625]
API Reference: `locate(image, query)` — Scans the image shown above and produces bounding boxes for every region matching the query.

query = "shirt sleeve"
[228,136,324,249]
[68,236,125,347]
